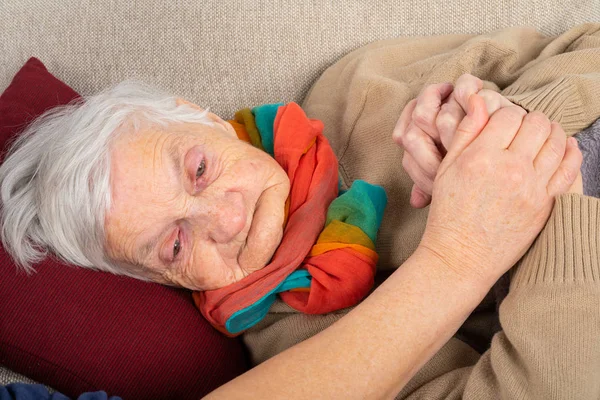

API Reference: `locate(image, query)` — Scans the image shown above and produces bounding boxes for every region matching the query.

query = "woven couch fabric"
[1,1,600,120]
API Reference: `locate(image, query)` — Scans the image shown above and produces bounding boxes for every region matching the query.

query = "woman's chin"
[238,217,283,276]
[239,229,282,276]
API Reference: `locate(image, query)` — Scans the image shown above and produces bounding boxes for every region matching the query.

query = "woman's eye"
[173,237,181,259]
[196,160,205,179]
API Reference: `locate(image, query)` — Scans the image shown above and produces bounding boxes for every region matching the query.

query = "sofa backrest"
[2,0,599,118]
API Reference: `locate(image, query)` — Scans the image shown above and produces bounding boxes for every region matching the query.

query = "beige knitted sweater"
[243,24,600,399]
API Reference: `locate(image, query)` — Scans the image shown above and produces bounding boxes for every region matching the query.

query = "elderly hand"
[419,94,582,284]
[393,74,516,208]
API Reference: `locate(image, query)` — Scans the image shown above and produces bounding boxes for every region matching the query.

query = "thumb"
[441,94,489,169]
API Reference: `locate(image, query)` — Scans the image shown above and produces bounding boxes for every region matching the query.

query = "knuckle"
[413,107,432,128]
[523,192,538,210]
[478,89,500,107]
[507,166,525,186]
[526,111,551,132]
[403,129,420,149]
[456,74,482,92]
[436,111,457,131]
[498,160,528,191]
[392,126,404,144]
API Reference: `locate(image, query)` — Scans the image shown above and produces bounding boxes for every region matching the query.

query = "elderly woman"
[3,24,600,399]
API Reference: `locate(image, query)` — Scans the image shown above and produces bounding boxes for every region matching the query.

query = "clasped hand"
[393,74,583,283]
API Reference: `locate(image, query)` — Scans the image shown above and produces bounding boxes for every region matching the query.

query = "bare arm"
[206,246,493,399]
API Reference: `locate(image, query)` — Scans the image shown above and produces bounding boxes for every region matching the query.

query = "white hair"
[0,81,214,279]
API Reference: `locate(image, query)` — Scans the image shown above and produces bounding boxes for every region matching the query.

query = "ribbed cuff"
[511,194,600,289]
[504,76,587,137]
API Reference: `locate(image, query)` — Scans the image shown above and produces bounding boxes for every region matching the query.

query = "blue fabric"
[0,384,121,400]
[325,180,387,243]
[575,117,600,198]
[225,270,312,334]
[252,103,283,157]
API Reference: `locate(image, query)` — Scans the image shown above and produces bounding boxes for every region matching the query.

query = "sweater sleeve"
[501,25,600,136]
[396,194,600,400]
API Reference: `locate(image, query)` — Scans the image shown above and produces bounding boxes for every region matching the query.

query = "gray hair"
[0,81,213,279]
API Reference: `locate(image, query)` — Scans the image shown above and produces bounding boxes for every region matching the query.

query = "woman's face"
[104,107,290,291]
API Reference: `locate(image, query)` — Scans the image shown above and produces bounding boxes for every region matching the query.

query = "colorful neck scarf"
[192,102,387,336]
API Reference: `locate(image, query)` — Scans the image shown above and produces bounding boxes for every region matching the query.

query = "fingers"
[436,74,482,149]
[451,74,483,111]
[436,98,466,151]
[394,96,444,206]
[442,94,490,167]
[392,99,418,146]
[476,105,527,149]
[508,111,552,159]
[438,90,516,151]
[411,82,454,140]
[399,122,443,179]
[410,184,432,208]
[533,121,567,181]
[402,152,435,196]
[547,137,583,197]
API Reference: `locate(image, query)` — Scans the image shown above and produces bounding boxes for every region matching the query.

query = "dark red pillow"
[0,58,249,399]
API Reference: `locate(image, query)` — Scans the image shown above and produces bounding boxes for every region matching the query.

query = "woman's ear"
[175,98,237,138]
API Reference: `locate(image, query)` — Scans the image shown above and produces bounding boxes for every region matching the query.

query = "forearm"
[206,247,495,400]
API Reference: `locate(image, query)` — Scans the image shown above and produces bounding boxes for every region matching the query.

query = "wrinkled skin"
[398,88,583,283]
[105,101,290,291]
[393,74,583,208]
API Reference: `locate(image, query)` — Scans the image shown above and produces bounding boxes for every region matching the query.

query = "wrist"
[415,239,498,293]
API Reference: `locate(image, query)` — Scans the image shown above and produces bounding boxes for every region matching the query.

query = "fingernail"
[569,137,578,147]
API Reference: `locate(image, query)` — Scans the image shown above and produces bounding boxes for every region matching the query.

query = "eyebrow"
[134,141,182,264]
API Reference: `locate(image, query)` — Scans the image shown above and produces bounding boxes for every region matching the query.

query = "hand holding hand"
[419,94,582,283]
[393,74,517,208]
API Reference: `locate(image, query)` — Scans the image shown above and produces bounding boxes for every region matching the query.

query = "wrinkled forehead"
[104,126,174,257]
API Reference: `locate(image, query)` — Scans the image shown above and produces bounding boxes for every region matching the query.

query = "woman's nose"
[189,190,247,244]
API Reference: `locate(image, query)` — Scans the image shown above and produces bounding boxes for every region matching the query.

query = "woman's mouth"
[237,187,284,274]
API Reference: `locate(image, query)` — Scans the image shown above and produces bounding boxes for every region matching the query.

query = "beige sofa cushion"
[1,1,599,118]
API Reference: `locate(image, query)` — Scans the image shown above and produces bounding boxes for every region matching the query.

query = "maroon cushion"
[0,58,249,399]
